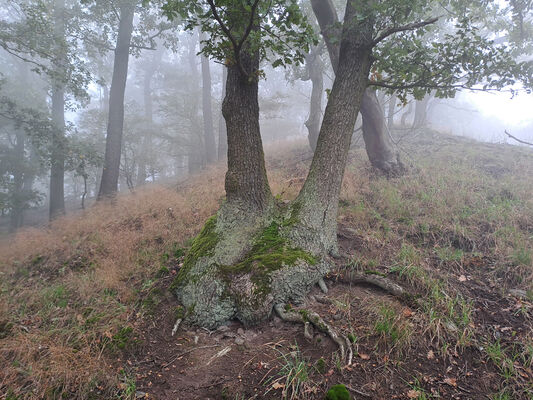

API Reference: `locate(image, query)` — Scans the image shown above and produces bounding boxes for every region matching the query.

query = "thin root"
[274,304,353,366]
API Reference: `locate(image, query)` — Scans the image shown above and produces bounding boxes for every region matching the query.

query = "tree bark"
[98,0,134,199]
[310,0,404,175]
[200,32,217,164]
[222,52,272,212]
[304,45,324,151]
[218,66,228,160]
[295,0,373,254]
[49,0,66,219]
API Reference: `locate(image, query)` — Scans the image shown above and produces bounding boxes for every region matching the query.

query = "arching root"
[338,270,405,297]
[274,304,353,366]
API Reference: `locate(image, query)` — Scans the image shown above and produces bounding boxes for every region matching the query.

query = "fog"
[1,0,532,234]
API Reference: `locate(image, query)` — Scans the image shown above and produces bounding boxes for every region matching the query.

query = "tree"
[162,0,531,334]
[309,0,403,175]
[200,31,217,164]
[98,0,135,198]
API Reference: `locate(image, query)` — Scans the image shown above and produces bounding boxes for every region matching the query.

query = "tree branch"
[504,130,533,146]
[372,17,439,46]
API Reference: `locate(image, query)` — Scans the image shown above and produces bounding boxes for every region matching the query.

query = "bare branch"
[504,130,533,146]
[372,17,439,46]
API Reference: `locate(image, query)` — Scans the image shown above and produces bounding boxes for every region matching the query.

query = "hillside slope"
[1,130,532,400]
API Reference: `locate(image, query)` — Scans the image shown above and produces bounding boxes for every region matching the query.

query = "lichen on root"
[171,202,330,329]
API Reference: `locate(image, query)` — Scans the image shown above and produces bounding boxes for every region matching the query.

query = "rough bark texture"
[98,1,134,198]
[49,0,65,219]
[200,32,217,164]
[304,46,324,151]
[295,0,373,256]
[310,0,404,175]
[218,66,228,160]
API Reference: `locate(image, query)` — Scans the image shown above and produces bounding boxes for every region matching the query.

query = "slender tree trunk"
[98,1,134,199]
[218,66,228,160]
[187,34,203,174]
[304,45,324,151]
[49,0,66,219]
[200,32,217,164]
[401,102,413,126]
[310,0,403,175]
[388,94,397,130]
[412,94,431,129]
[296,0,373,254]
[9,131,25,232]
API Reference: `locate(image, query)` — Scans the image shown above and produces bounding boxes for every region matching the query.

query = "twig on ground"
[162,344,220,368]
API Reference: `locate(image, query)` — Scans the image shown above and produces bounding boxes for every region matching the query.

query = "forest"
[0,0,533,399]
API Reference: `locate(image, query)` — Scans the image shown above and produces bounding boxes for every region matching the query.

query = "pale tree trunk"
[200,32,217,164]
[136,50,161,186]
[412,94,431,129]
[9,131,25,232]
[388,94,397,130]
[304,45,324,151]
[187,34,203,174]
[310,0,404,175]
[401,102,413,126]
[49,0,66,219]
[98,0,134,199]
[218,66,228,160]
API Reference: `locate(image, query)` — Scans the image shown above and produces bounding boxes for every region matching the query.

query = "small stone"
[135,391,146,399]
[237,328,245,336]
[509,289,528,299]
[217,325,229,332]
[333,313,342,321]
[235,337,245,345]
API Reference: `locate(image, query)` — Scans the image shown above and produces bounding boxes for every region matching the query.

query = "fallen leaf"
[325,369,334,377]
[407,389,420,398]
[444,377,457,387]
[458,275,467,282]
[427,350,435,360]
[402,308,414,317]
[359,353,370,360]
[272,382,284,390]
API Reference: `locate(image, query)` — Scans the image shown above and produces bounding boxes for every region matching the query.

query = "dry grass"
[1,131,532,399]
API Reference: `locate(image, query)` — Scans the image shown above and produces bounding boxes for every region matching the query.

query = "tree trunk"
[388,94,397,130]
[218,66,228,160]
[200,32,217,164]
[136,51,160,186]
[310,0,404,175]
[98,1,134,199]
[9,131,25,232]
[295,0,373,255]
[304,45,324,151]
[412,94,431,129]
[401,102,413,126]
[49,0,66,219]
[187,34,203,174]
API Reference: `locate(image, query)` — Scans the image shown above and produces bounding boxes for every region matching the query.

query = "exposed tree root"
[274,304,353,366]
[318,278,328,294]
[338,270,405,297]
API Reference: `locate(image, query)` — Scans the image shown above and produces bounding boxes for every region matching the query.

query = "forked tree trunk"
[49,0,65,219]
[310,0,404,175]
[200,32,217,164]
[173,1,373,329]
[304,46,324,151]
[98,1,134,199]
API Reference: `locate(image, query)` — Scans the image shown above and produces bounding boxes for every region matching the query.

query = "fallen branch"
[504,130,533,146]
[274,304,353,366]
